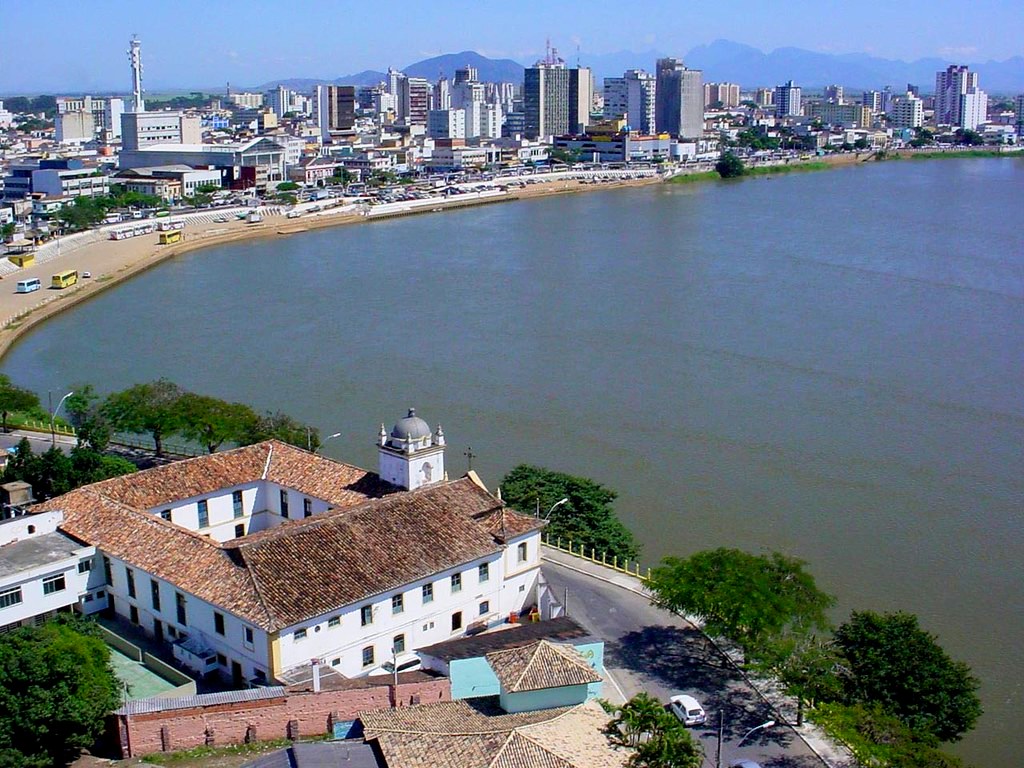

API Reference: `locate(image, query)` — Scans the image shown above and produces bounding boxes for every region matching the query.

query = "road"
[542,554,825,768]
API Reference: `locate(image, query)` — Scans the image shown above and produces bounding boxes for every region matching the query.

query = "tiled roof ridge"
[230,475,495,550]
[489,731,575,768]
[261,442,274,480]
[493,640,599,693]
[63,487,228,550]
[233,546,282,628]
[366,703,581,736]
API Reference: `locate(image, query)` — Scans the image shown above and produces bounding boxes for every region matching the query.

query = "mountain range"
[256,40,1024,94]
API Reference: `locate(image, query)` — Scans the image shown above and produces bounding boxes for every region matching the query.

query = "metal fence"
[543,533,652,582]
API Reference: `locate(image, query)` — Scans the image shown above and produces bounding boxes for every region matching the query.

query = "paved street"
[542,552,826,768]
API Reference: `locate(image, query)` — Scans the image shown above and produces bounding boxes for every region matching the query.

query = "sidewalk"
[541,546,860,768]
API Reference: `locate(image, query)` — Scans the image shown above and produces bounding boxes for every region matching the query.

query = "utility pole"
[716,710,724,768]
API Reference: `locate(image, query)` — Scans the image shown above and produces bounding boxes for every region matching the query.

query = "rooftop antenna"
[127,36,145,113]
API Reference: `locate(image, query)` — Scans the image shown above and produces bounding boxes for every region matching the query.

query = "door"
[232,660,243,686]
[153,619,163,644]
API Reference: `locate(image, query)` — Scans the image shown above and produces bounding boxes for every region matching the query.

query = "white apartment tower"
[934,65,987,128]
[1016,94,1024,138]
[604,70,657,134]
[378,409,446,491]
[774,80,802,117]
[889,92,924,129]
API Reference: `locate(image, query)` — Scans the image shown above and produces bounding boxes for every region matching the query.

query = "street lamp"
[739,720,776,745]
[49,390,73,447]
[313,431,342,454]
[543,498,569,520]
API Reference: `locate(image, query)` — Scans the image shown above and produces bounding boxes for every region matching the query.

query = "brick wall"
[115,677,450,758]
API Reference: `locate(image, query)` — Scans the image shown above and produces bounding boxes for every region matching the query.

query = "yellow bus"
[158,230,182,245]
[51,270,78,289]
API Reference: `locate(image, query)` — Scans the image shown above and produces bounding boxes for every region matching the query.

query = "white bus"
[15,278,41,294]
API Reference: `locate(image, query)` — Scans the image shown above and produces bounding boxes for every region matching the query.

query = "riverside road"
[541,550,829,768]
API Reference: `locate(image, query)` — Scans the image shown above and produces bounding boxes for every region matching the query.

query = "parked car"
[81,271,92,278]
[668,694,706,726]
[729,762,762,768]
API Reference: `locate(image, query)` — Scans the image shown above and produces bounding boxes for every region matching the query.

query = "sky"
[1,0,1021,93]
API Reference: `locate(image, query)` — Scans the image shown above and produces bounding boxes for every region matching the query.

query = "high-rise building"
[268,86,291,119]
[433,78,451,111]
[603,70,657,134]
[1016,94,1024,138]
[754,88,774,107]
[568,67,593,134]
[454,66,478,86]
[823,84,844,104]
[774,80,802,117]
[655,58,703,139]
[427,109,466,139]
[861,90,882,112]
[934,65,986,128]
[889,92,924,129]
[315,85,356,140]
[907,83,920,97]
[400,77,431,126]
[704,82,741,108]
[524,58,569,139]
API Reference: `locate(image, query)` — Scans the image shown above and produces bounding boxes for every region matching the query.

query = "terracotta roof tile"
[486,641,602,693]
[361,699,626,768]
[36,445,513,632]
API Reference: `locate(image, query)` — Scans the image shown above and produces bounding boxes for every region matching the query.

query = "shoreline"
[0,149,1018,361]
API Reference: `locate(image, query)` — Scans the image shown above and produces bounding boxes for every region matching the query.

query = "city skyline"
[1,0,1022,93]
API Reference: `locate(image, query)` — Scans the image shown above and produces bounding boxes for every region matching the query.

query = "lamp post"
[49,390,73,447]
[543,498,569,520]
[739,720,776,745]
[716,714,776,768]
[314,431,342,454]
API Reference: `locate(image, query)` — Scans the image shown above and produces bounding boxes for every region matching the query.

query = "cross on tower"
[464,446,476,472]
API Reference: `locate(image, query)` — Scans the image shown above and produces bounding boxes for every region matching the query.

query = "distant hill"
[403,51,524,83]
[256,42,1024,95]
[681,39,1024,93]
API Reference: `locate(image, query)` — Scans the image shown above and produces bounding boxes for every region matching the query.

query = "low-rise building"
[115,164,223,202]
[2,158,109,201]
[118,138,287,191]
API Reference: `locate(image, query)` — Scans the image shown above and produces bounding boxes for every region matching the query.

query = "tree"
[608,694,703,768]
[102,378,185,457]
[834,611,982,742]
[276,181,299,191]
[647,548,834,653]
[0,375,39,433]
[953,129,984,146]
[0,616,121,767]
[65,384,111,451]
[176,393,258,453]
[1,440,134,500]
[244,410,320,451]
[854,138,870,150]
[0,223,15,241]
[500,465,639,562]
[715,152,746,179]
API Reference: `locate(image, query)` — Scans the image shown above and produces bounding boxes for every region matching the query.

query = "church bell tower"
[377,408,446,490]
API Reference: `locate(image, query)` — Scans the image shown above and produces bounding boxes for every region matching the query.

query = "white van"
[15,278,41,294]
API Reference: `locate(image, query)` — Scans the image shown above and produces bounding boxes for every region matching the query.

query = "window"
[331,658,341,667]
[216,653,227,667]
[234,523,245,538]
[303,498,313,518]
[393,634,406,654]
[232,490,243,518]
[175,592,187,626]
[422,583,434,604]
[84,593,94,603]
[160,509,172,522]
[451,573,462,593]
[197,499,209,528]
[102,556,112,585]
[78,559,92,573]
[451,611,463,632]
[243,626,254,648]
[391,594,404,615]
[362,646,375,667]
[150,580,161,611]
[280,489,289,518]
[328,616,340,628]
[0,587,23,609]
[479,600,490,616]
[214,612,225,636]
[253,668,267,681]
[360,605,373,626]
[126,568,136,598]
[27,525,35,534]
[294,628,307,642]
[478,562,489,583]
[129,605,139,624]
[43,574,66,595]
[517,542,528,563]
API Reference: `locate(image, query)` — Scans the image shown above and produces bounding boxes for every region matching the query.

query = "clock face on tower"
[421,462,433,482]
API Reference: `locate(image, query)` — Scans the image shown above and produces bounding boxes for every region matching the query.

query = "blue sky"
[1,0,1020,93]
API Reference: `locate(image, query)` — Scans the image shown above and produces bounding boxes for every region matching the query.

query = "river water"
[4,159,1021,764]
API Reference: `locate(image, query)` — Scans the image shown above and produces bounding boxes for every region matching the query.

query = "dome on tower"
[390,408,432,441]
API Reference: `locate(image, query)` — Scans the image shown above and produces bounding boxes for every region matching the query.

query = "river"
[4,158,1021,765]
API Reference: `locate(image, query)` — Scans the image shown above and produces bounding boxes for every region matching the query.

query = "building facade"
[655,58,704,139]
[774,80,802,117]
[889,93,924,129]
[934,65,987,129]
[524,63,570,139]
[121,111,202,151]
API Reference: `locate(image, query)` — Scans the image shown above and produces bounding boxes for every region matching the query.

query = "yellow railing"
[543,533,652,582]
